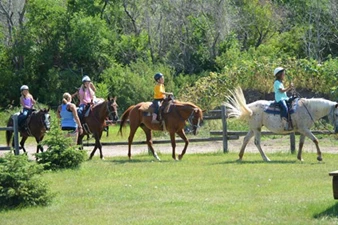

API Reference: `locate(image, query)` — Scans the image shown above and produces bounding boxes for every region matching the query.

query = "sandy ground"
[1,135,337,160]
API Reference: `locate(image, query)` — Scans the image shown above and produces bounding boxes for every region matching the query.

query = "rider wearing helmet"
[152,72,173,124]
[273,67,294,131]
[18,85,36,130]
[78,75,96,120]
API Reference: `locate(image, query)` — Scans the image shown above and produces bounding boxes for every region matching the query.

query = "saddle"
[264,97,299,115]
[140,97,175,122]
[18,109,36,132]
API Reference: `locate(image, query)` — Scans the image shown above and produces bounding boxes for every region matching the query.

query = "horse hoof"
[317,156,323,161]
[178,155,183,160]
[101,157,105,160]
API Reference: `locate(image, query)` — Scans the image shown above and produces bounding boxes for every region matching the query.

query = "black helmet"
[154,72,163,81]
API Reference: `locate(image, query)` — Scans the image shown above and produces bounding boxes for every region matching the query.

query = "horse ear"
[114,96,117,101]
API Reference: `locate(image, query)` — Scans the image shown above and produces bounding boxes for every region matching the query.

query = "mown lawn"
[1,152,338,225]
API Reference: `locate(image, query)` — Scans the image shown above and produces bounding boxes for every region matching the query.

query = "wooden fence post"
[221,105,228,153]
[13,115,20,155]
[290,132,295,154]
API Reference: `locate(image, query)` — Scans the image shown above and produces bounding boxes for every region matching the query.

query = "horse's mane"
[302,98,335,113]
[173,100,203,119]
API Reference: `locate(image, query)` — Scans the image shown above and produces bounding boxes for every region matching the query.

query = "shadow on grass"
[216,160,299,165]
[314,202,338,219]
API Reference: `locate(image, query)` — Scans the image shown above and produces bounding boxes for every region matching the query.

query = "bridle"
[107,100,118,121]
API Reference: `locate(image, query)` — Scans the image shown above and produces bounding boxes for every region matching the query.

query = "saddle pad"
[264,98,299,115]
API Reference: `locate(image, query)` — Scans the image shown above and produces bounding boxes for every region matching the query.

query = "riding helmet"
[273,67,285,76]
[154,73,163,81]
[82,75,91,82]
[20,85,29,91]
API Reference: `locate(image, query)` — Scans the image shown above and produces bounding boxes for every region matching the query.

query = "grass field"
[1,152,338,225]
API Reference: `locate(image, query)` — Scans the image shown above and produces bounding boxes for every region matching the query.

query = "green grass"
[1,153,338,224]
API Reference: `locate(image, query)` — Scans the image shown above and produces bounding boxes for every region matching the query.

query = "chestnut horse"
[6,108,51,154]
[118,99,203,161]
[224,87,338,162]
[78,97,118,159]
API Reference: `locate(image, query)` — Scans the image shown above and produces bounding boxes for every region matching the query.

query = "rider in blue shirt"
[273,67,294,131]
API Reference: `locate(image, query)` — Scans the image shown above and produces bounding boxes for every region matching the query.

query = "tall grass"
[1,153,338,224]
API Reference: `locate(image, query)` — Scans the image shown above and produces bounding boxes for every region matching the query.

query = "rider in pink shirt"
[78,76,95,119]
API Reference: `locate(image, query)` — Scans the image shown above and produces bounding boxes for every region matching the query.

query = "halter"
[107,100,118,119]
[187,108,200,129]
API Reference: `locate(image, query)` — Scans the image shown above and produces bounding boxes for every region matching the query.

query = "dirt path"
[2,136,337,159]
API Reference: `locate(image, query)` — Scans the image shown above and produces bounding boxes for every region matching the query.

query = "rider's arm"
[70,103,83,134]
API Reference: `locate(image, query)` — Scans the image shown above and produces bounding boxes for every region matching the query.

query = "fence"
[209,105,333,153]
[83,105,332,153]
[0,115,20,155]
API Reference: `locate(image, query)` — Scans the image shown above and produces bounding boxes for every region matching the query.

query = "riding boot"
[151,113,160,124]
[282,118,292,131]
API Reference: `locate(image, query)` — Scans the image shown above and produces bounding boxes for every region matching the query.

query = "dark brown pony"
[78,97,118,159]
[118,100,203,161]
[6,108,51,154]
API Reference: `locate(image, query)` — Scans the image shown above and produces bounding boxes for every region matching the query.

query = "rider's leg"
[152,100,160,123]
[279,100,291,131]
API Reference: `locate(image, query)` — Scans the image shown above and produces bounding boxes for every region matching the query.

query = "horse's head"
[107,96,119,122]
[333,104,338,133]
[188,107,203,135]
[38,108,51,131]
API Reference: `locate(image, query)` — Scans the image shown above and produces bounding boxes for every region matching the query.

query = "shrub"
[0,153,52,209]
[36,121,86,170]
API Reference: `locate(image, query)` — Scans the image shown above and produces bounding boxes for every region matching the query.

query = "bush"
[36,121,86,170]
[0,153,52,209]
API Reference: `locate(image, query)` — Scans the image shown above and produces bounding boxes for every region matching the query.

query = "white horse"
[224,87,338,161]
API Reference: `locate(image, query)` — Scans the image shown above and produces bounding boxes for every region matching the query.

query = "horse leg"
[77,135,84,150]
[35,136,45,153]
[20,136,28,154]
[297,134,306,161]
[238,130,254,161]
[127,124,139,160]
[253,130,270,162]
[176,130,189,160]
[89,145,98,160]
[140,125,160,161]
[169,132,177,160]
[300,130,322,161]
[89,133,103,160]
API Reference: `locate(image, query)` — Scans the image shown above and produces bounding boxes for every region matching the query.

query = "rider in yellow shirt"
[152,73,172,123]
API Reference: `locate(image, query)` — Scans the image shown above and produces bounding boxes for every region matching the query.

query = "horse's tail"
[224,86,252,121]
[6,116,13,147]
[118,105,135,136]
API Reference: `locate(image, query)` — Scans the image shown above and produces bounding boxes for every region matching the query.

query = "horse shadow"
[216,159,300,165]
[313,202,338,219]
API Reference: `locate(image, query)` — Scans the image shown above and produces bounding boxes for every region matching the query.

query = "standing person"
[18,85,36,130]
[152,72,172,123]
[78,75,96,119]
[57,93,83,143]
[273,67,294,131]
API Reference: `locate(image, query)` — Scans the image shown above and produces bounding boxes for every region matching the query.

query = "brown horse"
[118,99,203,161]
[6,108,51,154]
[78,97,118,159]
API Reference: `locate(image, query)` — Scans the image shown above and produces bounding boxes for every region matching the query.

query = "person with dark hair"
[152,72,172,123]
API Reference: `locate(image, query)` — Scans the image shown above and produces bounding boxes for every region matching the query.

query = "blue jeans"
[152,99,163,114]
[18,108,32,126]
[277,100,289,120]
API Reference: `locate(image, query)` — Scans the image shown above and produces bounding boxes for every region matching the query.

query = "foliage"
[36,120,86,170]
[0,153,52,209]
[1,0,338,109]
